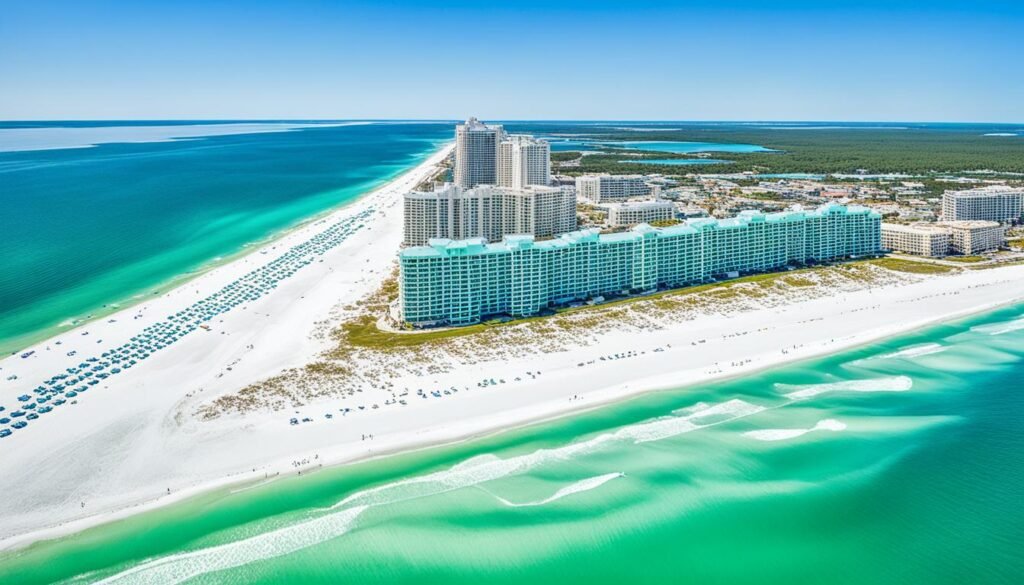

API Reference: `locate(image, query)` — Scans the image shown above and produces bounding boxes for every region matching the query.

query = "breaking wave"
[879,343,947,360]
[848,344,947,365]
[491,473,625,508]
[95,506,366,585]
[744,419,847,441]
[971,317,1024,336]
[778,376,914,400]
[332,399,764,510]
[93,399,764,584]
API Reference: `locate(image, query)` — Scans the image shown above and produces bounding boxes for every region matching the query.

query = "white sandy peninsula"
[2,145,1024,551]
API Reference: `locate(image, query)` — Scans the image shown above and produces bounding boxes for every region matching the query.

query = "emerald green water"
[2,305,1022,584]
[0,121,451,355]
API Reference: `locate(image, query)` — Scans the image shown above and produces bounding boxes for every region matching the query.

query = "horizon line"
[2,118,1023,125]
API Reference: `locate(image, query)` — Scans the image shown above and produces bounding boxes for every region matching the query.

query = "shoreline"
[2,141,1023,555]
[0,142,454,550]
[0,141,448,356]
[2,267,1023,553]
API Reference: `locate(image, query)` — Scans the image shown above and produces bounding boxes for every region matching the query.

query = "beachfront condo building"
[497,135,551,189]
[399,203,881,326]
[881,220,1004,257]
[937,221,1006,254]
[605,200,676,227]
[881,223,951,257]
[455,117,504,188]
[403,183,576,246]
[576,174,651,203]
[941,187,1024,223]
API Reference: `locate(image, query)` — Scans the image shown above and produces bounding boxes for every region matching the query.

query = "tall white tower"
[454,117,504,188]
[497,135,551,189]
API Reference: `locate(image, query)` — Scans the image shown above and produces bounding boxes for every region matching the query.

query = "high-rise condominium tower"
[454,117,504,188]
[497,135,551,189]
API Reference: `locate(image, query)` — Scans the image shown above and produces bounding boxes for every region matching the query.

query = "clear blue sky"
[2,0,1021,121]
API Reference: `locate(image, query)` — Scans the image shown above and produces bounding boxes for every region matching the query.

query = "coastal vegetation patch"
[196,260,926,419]
[545,126,1024,175]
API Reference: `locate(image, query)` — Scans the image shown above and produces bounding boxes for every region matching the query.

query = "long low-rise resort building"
[399,204,882,326]
[881,223,951,257]
[882,220,1005,256]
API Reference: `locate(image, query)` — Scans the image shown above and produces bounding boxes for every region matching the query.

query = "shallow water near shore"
[2,302,1022,584]
[0,121,451,354]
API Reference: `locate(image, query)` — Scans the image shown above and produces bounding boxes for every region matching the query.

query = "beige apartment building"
[575,174,651,203]
[882,221,1005,256]
[604,200,675,227]
[403,183,575,246]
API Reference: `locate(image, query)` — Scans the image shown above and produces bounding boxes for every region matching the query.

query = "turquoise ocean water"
[3,120,1023,583]
[1,303,1022,584]
[0,121,452,354]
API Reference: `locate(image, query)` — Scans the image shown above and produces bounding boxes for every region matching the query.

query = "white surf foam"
[848,343,947,365]
[95,398,765,583]
[624,400,766,443]
[450,454,503,472]
[492,473,625,508]
[94,506,366,585]
[880,343,947,359]
[971,317,1024,336]
[333,399,765,509]
[744,418,847,441]
[778,376,913,400]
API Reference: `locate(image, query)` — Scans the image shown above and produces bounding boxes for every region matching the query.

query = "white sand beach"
[2,145,1024,551]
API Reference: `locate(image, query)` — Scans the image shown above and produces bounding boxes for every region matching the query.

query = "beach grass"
[201,258,911,419]
[942,255,987,263]
[338,262,883,350]
[868,257,955,274]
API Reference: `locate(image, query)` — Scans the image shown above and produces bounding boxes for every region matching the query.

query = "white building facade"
[881,223,951,257]
[403,184,576,246]
[941,187,1024,223]
[937,221,1006,254]
[497,135,551,189]
[605,200,676,227]
[454,117,504,189]
[881,220,1005,256]
[576,174,651,203]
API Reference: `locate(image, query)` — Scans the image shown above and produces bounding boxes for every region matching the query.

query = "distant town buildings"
[403,183,575,246]
[497,134,550,189]
[881,220,1005,256]
[399,204,881,326]
[576,174,651,203]
[941,186,1024,223]
[604,200,675,227]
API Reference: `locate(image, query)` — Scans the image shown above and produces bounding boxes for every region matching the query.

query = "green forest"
[546,127,1024,176]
